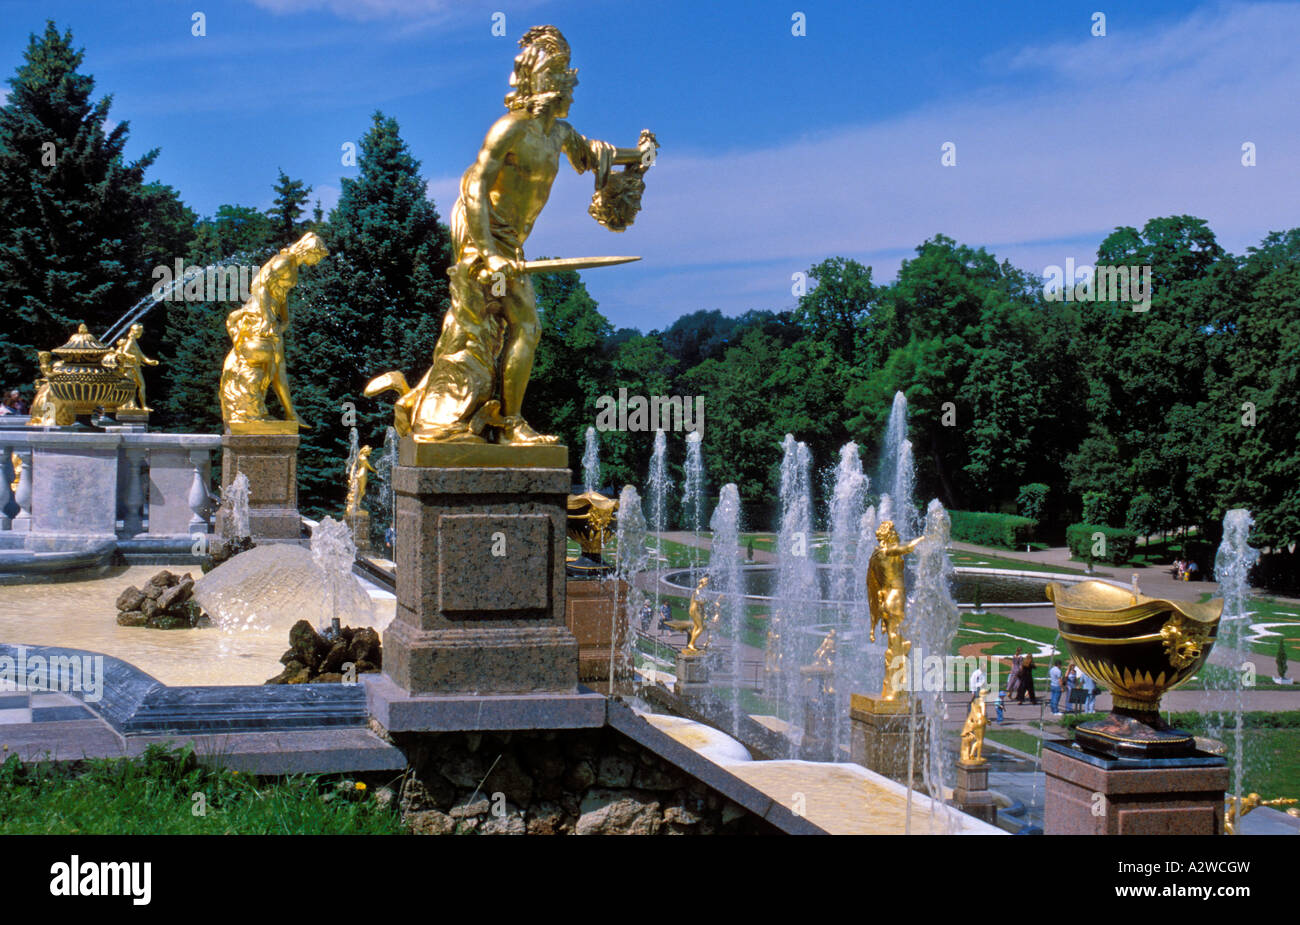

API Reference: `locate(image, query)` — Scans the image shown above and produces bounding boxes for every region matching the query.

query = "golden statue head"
[357,445,372,461]
[287,231,329,266]
[129,323,145,338]
[506,25,578,115]
[875,520,899,545]
[37,351,53,376]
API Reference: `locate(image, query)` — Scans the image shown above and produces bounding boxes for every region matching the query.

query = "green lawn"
[0,745,406,835]
[986,728,1044,756]
[948,550,1093,576]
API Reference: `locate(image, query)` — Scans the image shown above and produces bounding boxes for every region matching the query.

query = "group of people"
[1048,658,1096,715]
[1172,558,1200,581]
[997,648,1097,716]
[0,390,28,415]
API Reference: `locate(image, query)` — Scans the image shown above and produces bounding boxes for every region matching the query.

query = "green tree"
[289,112,453,516]
[0,21,193,378]
[267,169,312,248]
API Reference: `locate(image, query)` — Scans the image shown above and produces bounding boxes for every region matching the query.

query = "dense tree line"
[2,23,1296,589]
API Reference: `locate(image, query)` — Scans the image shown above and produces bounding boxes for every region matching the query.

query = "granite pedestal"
[220,433,300,540]
[347,509,371,554]
[381,457,578,697]
[953,762,997,824]
[1043,740,1229,835]
[849,693,929,786]
[674,651,709,696]
[565,577,630,682]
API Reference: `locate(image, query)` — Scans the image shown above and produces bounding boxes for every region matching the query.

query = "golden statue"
[219,231,327,433]
[686,575,714,653]
[366,25,657,446]
[1224,793,1299,835]
[111,324,159,411]
[566,490,618,560]
[28,351,73,426]
[868,520,926,701]
[960,687,990,765]
[345,445,376,517]
[801,627,838,695]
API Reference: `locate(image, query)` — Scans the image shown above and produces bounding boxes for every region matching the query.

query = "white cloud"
[514,1,1300,328]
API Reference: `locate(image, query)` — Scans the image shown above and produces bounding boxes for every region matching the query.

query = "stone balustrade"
[0,430,221,542]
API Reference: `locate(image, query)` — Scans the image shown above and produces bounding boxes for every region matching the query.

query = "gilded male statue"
[219,231,327,430]
[867,519,926,701]
[367,25,657,445]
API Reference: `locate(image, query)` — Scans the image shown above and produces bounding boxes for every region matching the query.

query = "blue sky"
[2,0,1298,330]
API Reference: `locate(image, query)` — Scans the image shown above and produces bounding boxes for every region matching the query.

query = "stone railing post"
[188,447,215,534]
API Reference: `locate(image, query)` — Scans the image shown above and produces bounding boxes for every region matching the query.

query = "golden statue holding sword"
[367,25,658,445]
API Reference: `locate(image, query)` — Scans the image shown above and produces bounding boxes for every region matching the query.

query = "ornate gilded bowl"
[1047,580,1223,757]
[566,490,618,577]
[46,324,133,415]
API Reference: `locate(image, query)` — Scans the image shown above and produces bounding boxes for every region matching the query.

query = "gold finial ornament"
[365,25,657,446]
[867,520,926,701]
[219,231,327,434]
[960,688,990,765]
[345,445,376,517]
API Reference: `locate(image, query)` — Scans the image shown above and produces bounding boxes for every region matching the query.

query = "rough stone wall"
[390,727,777,835]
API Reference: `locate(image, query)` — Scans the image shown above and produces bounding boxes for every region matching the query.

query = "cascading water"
[645,430,673,623]
[615,485,650,690]
[707,483,746,736]
[908,498,961,832]
[224,473,251,541]
[582,426,601,494]
[1210,509,1260,819]
[879,391,918,539]
[854,505,884,695]
[312,516,360,636]
[769,434,818,755]
[100,254,248,345]
[372,426,399,556]
[682,432,706,569]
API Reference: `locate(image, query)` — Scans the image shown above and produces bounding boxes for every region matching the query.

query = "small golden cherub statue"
[111,323,159,412]
[960,687,990,765]
[345,445,377,517]
[28,351,73,426]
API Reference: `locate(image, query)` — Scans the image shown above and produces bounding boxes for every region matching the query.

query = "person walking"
[1049,659,1063,714]
[1063,661,1076,713]
[1009,648,1025,703]
[1083,670,1097,713]
[1021,651,1038,705]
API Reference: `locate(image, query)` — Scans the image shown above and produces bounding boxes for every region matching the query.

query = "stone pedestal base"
[220,433,300,540]
[954,762,997,824]
[675,651,709,696]
[1043,740,1228,835]
[849,693,929,786]
[384,462,577,696]
[347,510,371,554]
[565,577,630,682]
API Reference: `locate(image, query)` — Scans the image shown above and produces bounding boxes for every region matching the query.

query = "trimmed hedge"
[1066,522,1137,565]
[949,510,1036,549]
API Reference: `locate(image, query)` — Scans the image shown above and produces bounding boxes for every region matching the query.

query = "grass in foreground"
[0,745,406,835]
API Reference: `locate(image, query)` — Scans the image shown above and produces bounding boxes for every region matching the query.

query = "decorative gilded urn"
[46,324,134,416]
[566,490,618,578]
[1047,580,1223,757]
